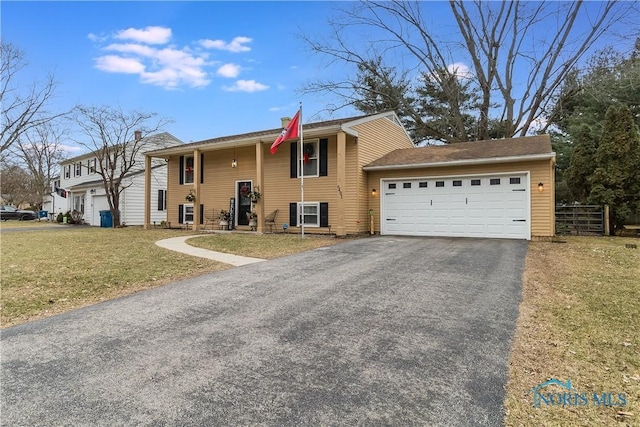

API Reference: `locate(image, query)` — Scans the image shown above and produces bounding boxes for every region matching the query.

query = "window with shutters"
[183,204,194,224]
[299,140,319,177]
[297,202,319,227]
[183,156,194,184]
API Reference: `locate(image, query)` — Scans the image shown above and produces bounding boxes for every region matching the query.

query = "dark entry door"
[237,181,252,226]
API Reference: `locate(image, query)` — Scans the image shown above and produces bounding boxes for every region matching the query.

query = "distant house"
[143,112,555,240]
[50,132,183,226]
[42,176,67,219]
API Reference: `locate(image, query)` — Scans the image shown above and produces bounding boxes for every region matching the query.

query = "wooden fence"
[556,205,605,235]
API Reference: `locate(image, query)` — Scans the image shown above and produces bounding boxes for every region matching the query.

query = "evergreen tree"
[588,105,640,234]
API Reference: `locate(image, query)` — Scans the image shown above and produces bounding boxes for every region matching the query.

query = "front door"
[236,181,252,226]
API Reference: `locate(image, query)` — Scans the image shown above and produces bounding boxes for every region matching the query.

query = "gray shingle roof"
[364,135,553,169]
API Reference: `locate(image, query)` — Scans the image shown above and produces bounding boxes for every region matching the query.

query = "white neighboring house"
[42,176,67,220]
[49,132,183,226]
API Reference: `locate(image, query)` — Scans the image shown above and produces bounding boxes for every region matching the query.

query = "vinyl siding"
[353,116,414,234]
[366,159,555,238]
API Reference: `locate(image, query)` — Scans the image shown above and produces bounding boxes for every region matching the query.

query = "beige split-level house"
[143,112,555,240]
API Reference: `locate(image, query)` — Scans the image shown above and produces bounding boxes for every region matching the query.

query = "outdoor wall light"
[372,188,377,196]
[231,159,237,168]
[538,182,544,192]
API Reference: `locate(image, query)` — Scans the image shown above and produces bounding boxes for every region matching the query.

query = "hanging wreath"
[303,143,315,164]
[240,185,250,197]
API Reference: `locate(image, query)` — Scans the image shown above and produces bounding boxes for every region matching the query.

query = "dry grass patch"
[0,220,53,229]
[505,236,640,426]
[1,227,227,327]
[187,233,350,259]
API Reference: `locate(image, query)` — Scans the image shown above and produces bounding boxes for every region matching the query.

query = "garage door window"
[419,182,428,188]
[436,181,445,187]
[453,180,462,187]
[388,183,396,189]
[510,177,521,184]
[490,178,501,185]
[403,183,411,188]
[471,179,481,186]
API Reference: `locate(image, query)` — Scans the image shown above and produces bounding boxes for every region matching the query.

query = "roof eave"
[146,124,359,157]
[363,152,556,171]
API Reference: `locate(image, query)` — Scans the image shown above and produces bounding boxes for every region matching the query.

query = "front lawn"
[504,236,640,426]
[1,227,226,327]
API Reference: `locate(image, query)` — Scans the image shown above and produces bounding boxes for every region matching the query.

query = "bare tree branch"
[71,105,172,227]
[0,42,64,154]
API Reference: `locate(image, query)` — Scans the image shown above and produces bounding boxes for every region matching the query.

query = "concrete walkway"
[155,235,265,266]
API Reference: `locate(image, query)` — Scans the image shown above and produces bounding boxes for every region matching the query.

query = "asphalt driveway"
[1,236,527,426]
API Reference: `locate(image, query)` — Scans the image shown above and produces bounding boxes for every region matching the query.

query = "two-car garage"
[381,173,529,239]
[365,136,556,240]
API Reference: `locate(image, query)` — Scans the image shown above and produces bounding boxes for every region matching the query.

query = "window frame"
[297,202,320,227]
[183,204,194,224]
[88,159,96,174]
[72,194,85,213]
[298,139,319,178]
[183,155,194,184]
[74,162,82,177]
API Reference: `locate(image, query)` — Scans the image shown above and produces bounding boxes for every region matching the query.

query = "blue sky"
[3,1,385,150]
[2,1,637,153]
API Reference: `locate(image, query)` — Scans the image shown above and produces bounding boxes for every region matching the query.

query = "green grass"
[186,233,346,259]
[1,227,227,327]
[504,236,640,426]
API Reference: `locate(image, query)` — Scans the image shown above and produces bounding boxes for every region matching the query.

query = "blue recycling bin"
[39,210,48,219]
[99,210,112,228]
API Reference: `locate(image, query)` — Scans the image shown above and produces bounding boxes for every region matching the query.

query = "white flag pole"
[299,102,304,238]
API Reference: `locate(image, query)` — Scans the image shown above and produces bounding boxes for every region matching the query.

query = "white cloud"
[92,27,259,90]
[217,63,241,78]
[223,80,269,92]
[104,43,156,57]
[95,55,146,74]
[447,62,473,79]
[200,36,252,52]
[115,26,172,44]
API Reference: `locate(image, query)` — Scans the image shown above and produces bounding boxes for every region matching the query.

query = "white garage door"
[382,174,529,239]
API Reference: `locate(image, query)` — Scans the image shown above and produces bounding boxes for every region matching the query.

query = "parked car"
[0,205,38,221]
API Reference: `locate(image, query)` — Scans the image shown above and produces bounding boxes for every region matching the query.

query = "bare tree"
[13,122,68,209]
[72,105,171,227]
[0,164,36,207]
[0,42,62,154]
[302,1,636,143]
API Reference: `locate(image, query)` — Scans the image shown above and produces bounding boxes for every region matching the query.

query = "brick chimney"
[134,130,142,141]
[280,117,291,128]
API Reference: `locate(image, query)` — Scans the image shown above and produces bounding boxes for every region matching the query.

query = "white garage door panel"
[382,174,529,239]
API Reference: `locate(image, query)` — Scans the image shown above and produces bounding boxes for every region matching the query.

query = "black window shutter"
[320,203,329,227]
[179,156,184,185]
[289,203,297,227]
[199,204,204,224]
[178,204,184,224]
[319,138,328,176]
[290,142,297,178]
[200,153,204,183]
[157,190,163,211]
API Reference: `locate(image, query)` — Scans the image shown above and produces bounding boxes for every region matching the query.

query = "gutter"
[363,152,556,171]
